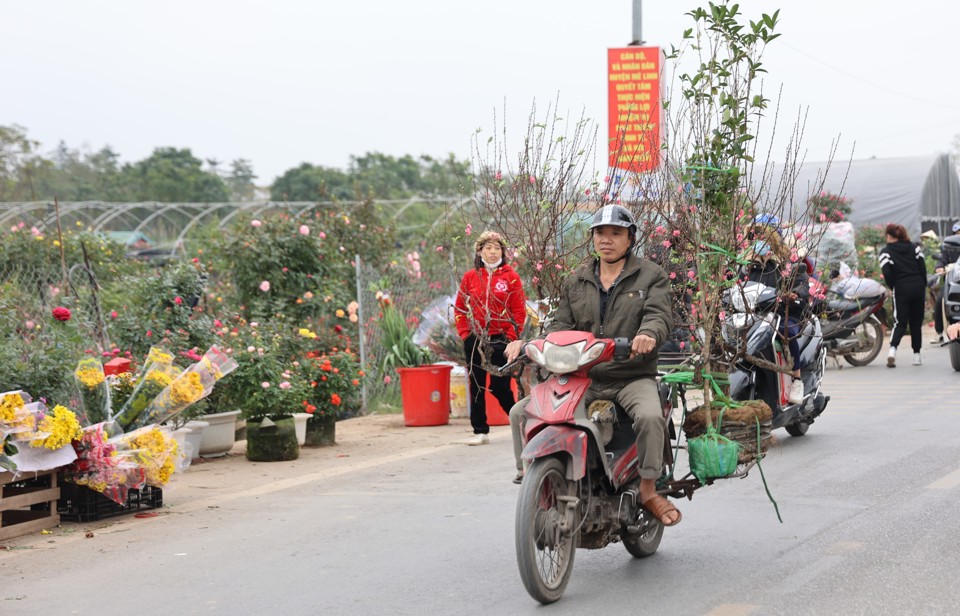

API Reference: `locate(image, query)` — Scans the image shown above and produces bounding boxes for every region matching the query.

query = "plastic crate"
[57,481,163,522]
[0,470,60,540]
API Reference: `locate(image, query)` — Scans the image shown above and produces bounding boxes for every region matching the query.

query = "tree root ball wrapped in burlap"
[683,401,773,463]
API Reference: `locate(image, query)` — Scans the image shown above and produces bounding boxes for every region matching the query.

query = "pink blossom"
[247,346,256,352]
[261,382,271,389]
[383,375,392,385]
[529,175,536,184]
[173,296,183,305]
[532,276,540,285]
[662,240,671,248]
[279,381,292,390]
[465,223,472,236]
[604,176,611,182]
[30,227,40,236]
[673,229,681,237]
[259,280,271,292]
[535,261,543,271]
[669,272,677,280]
[25,320,34,329]
[555,264,563,270]
[436,246,444,253]
[687,270,696,279]
[654,225,665,235]
[585,189,591,196]
[250,321,259,327]
[319,231,327,239]
[213,319,222,328]
[299,225,310,235]
[494,170,502,181]
[718,311,726,320]
[251,219,262,227]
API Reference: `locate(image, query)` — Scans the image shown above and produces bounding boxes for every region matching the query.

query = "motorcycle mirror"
[613,337,632,360]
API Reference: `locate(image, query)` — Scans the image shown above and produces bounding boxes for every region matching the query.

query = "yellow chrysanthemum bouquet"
[1,390,82,472]
[74,357,111,425]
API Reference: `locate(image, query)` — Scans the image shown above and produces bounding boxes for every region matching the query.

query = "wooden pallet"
[0,470,60,541]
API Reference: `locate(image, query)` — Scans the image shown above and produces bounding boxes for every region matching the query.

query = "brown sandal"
[641,495,682,527]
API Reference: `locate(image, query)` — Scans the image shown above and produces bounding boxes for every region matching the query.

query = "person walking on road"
[879,223,928,367]
[454,230,527,445]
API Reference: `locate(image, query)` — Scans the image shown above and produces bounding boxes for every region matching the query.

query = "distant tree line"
[0,124,469,203]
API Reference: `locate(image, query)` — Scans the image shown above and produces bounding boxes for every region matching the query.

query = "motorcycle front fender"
[728,368,754,401]
[521,426,590,481]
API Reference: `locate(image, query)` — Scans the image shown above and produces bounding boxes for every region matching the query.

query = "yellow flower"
[53,240,61,247]
[0,392,25,422]
[170,372,203,405]
[146,370,174,388]
[128,428,178,486]
[30,405,82,450]
[298,328,317,339]
[75,367,105,388]
[147,348,174,365]
[335,309,345,318]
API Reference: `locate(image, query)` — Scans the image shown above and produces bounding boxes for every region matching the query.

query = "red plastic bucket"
[397,365,452,426]
[485,376,518,426]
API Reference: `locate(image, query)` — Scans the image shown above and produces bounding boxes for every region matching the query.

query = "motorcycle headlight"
[722,313,754,344]
[949,265,960,285]
[526,340,602,374]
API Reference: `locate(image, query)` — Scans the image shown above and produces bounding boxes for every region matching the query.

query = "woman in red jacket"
[454,231,527,445]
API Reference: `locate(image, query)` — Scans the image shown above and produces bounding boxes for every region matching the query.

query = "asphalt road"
[4,342,960,615]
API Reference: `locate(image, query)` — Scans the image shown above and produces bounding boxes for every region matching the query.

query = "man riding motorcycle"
[505,205,680,527]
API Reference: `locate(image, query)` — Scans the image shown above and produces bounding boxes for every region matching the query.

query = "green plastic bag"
[687,409,741,483]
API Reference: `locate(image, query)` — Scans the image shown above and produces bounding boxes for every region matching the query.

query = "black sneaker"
[512,471,523,485]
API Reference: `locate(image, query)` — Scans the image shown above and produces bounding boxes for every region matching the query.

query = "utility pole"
[630,0,644,45]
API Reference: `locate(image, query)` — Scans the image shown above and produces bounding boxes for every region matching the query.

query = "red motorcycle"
[509,330,696,604]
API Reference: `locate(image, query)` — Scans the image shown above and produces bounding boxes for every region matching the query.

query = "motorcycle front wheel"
[843,317,884,366]
[621,515,663,558]
[515,458,578,604]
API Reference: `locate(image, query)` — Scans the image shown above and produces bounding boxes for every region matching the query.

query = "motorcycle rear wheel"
[516,458,578,604]
[843,317,884,367]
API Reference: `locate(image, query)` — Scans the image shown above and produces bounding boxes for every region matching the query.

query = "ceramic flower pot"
[293,412,310,446]
[303,412,336,447]
[199,409,241,458]
[245,416,299,462]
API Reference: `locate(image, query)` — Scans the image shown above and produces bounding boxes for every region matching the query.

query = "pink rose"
[299,225,310,235]
[259,280,271,292]
[251,220,262,227]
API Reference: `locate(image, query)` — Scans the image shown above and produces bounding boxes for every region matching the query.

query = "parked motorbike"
[722,281,830,436]
[506,331,688,604]
[939,234,960,371]
[815,275,887,367]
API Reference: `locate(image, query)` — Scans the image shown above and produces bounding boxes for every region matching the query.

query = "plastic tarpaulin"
[754,154,960,238]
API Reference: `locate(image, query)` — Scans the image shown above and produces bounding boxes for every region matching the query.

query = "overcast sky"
[3,1,959,186]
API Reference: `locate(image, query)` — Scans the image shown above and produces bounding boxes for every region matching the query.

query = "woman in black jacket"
[879,223,928,367]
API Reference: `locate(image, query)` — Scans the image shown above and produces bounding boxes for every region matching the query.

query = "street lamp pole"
[631,0,644,45]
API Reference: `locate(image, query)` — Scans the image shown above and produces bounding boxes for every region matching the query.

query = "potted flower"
[221,340,311,462]
[302,349,363,446]
[376,291,450,427]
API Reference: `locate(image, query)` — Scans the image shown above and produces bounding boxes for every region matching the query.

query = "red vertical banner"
[608,47,661,173]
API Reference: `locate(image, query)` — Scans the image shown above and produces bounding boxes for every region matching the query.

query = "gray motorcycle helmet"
[589,204,637,234]
[589,204,638,255]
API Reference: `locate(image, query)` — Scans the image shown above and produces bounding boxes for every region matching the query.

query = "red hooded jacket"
[454,264,526,341]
